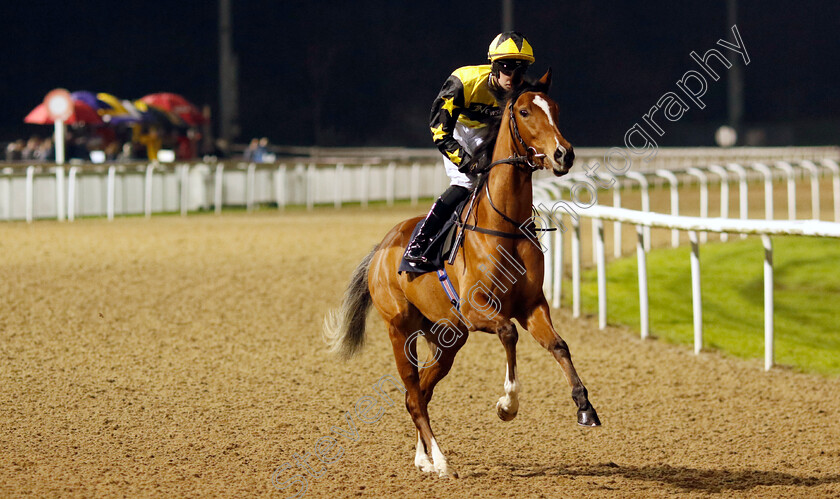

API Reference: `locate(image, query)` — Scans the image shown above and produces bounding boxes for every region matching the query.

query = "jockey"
[404,31,535,264]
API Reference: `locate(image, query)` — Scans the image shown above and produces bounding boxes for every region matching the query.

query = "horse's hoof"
[415,459,435,473]
[496,400,518,421]
[577,406,601,427]
[437,469,458,479]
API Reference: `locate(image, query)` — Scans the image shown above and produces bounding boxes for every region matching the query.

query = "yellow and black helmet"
[487,31,535,63]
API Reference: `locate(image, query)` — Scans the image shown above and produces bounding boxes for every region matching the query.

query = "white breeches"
[442,123,485,189]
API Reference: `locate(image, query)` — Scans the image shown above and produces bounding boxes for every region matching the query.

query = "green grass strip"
[573,236,840,376]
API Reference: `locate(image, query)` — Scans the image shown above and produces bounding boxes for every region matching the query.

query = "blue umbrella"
[70,91,108,111]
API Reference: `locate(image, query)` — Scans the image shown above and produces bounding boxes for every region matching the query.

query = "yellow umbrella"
[96,92,130,123]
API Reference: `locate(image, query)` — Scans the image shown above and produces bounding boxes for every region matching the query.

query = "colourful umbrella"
[24,99,103,125]
[140,92,206,126]
[70,91,107,111]
[95,92,137,124]
[134,100,185,128]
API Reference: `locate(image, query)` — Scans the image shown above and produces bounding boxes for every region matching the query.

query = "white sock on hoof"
[498,365,520,416]
[414,432,434,473]
[430,437,450,477]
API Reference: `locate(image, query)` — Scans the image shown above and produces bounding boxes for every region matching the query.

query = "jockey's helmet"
[487,31,535,63]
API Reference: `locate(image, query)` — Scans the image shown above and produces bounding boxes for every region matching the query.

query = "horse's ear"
[538,67,552,89]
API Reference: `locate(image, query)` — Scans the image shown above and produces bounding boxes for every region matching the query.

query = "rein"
[458,98,555,240]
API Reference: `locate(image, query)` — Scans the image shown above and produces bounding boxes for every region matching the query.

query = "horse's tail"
[323,247,376,359]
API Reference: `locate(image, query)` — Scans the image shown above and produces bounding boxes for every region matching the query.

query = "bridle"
[455,93,557,242]
[484,98,546,173]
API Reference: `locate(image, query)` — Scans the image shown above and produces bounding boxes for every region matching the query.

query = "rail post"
[571,217,581,318]
[536,181,565,308]
[689,230,702,354]
[727,163,748,239]
[275,164,286,210]
[214,163,224,214]
[774,161,796,220]
[107,165,116,221]
[542,213,554,298]
[410,162,420,207]
[762,234,774,371]
[25,165,34,223]
[636,224,649,339]
[553,223,563,309]
[55,166,65,221]
[820,159,840,222]
[145,164,155,218]
[751,163,774,220]
[306,163,316,210]
[360,163,370,208]
[179,164,190,217]
[626,171,650,250]
[246,162,256,212]
[612,180,622,257]
[334,163,343,209]
[656,169,680,247]
[686,167,709,243]
[800,160,820,220]
[594,218,607,330]
[1,174,10,221]
[67,166,78,221]
[708,164,730,242]
[386,162,396,207]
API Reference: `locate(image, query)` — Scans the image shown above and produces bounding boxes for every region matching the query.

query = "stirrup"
[404,239,430,263]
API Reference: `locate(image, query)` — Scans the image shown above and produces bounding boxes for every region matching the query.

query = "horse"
[324,69,600,478]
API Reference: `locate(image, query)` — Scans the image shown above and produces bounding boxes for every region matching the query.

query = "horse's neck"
[475,124,533,230]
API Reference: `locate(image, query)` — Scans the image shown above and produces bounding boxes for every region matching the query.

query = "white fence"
[0,160,450,221]
[533,156,840,371]
[3,146,837,222]
[535,159,840,253]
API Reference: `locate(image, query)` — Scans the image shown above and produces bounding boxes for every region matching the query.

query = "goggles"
[496,59,529,75]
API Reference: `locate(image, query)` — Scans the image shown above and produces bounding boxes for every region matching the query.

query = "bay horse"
[324,69,599,478]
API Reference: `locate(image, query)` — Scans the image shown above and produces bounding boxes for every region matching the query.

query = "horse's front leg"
[519,300,600,426]
[495,322,520,421]
[463,306,522,422]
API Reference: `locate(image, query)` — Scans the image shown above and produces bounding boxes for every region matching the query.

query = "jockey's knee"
[439,185,469,207]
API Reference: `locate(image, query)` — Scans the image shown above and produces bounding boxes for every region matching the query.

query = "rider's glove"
[456,152,475,173]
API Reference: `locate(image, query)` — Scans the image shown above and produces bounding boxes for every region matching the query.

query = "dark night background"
[3,1,839,147]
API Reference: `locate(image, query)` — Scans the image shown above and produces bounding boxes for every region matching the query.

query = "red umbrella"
[24,99,103,125]
[139,92,206,126]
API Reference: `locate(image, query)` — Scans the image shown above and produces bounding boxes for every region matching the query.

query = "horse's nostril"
[554,148,564,164]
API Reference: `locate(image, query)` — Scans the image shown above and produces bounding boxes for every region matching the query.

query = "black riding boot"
[404,185,470,264]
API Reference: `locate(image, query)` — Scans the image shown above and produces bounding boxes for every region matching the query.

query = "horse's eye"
[519,109,529,117]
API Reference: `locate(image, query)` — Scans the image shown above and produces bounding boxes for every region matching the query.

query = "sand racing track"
[1,206,838,497]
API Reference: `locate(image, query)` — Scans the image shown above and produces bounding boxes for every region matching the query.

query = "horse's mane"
[466,75,551,174]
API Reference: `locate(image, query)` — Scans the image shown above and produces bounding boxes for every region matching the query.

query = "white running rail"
[534,198,840,371]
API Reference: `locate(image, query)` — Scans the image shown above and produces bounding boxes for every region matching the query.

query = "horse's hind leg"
[415,322,466,474]
[520,300,600,427]
[418,321,467,405]
[414,341,440,474]
[387,314,454,478]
